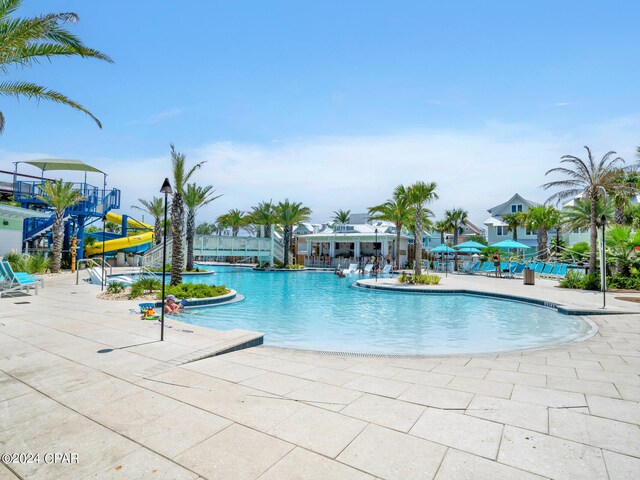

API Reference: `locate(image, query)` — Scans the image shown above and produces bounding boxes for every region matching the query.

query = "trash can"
[524,268,535,285]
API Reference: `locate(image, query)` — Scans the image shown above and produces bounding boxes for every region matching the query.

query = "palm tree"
[183,183,221,271]
[405,181,438,275]
[216,209,248,237]
[542,146,626,274]
[605,226,640,276]
[444,208,469,246]
[0,0,113,133]
[433,220,449,244]
[526,205,560,260]
[132,197,163,245]
[610,170,640,225]
[501,212,527,241]
[250,201,276,238]
[275,199,311,267]
[196,222,215,235]
[561,197,613,233]
[169,145,205,285]
[332,209,351,225]
[36,180,84,273]
[368,186,414,269]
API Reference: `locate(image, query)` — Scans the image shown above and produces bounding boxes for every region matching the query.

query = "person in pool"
[164,294,184,314]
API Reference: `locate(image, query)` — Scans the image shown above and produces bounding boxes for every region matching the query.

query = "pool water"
[178,266,595,355]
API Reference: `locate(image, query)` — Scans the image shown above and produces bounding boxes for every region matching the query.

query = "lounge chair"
[479,262,493,274]
[462,261,480,274]
[0,260,41,297]
[509,262,526,278]
[534,263,545,274]
[380,264,392,276]
[342,263,358,275]
[554,264,569,278]
[540,263,554,276]
[363,264,373,275]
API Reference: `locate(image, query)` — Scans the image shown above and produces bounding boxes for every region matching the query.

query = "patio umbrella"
[454,240,487,249]
[430,244,456,277]
[490,240,530,249]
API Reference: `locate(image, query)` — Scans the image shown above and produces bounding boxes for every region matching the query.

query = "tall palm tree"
[332,209,351,225]
[405,181,438,275]
[444,208,469,246]
[250,201,276,238]
[183,183,221,271]
[169,145,205,285]
[526,205,560,260]
[501,212,527,241]
[132,197,163,245]
[216,209,248,237]
[433,220,449,244]
[36,180,84,273]
[0,0,113,133]
[275,199,311,267]
[368,186,414,269]
[542,146,626,274]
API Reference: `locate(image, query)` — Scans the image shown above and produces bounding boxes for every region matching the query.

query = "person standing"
[493,251,501,278]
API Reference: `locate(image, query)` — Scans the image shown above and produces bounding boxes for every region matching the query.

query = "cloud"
[555,102,572,106]
[7,117,639,232]
[129,107,186,125]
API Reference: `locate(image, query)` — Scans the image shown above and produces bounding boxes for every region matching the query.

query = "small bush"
[128,277,162,298]
[582,273,601,291]
[414,274,441,285]
[107,282,125,293]
[559,270,585,289]
[607,274,640,290]
[158,283,228,299]
[26,253,51,274]
[285,264,304,270]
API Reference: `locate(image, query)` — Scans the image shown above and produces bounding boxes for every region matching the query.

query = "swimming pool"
[177,266,595,355]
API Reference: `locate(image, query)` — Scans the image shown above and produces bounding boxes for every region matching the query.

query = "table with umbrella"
[490,239,532,282]
[430,244,457,276]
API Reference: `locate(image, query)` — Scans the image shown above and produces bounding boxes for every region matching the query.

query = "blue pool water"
[177,266,595,355]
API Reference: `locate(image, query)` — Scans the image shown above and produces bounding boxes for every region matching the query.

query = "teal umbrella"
[455,240,487,249]
[431,244,456,253]
[491,240,531,249]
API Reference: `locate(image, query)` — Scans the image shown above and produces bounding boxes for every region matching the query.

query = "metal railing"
[75,258,112,285]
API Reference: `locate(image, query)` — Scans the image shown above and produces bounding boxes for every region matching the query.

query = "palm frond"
[0,81,102,127]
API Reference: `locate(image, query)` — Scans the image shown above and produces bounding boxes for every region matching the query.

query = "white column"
[381,239,388,256]
[329,240,335,257]
[354,240,360,258]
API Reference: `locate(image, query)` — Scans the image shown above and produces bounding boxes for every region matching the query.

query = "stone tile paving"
[0,270,639,478]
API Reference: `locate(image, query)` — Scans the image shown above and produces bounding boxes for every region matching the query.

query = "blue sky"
[2,0,639,226]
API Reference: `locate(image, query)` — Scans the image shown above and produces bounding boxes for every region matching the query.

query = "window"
[511,204,523,213]
[496,226,506,236]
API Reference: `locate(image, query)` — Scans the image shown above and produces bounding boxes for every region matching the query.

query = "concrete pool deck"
[1,270,639,479]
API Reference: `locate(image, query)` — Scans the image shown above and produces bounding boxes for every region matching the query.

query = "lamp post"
[101,214,107,291]
[600,214,607,309]
[375,228,378,282]
[160,178,173,341]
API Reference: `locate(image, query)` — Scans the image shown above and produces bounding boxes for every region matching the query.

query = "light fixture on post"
[600,214,607,309]
[160,178,173,341]
[101,214,107,291]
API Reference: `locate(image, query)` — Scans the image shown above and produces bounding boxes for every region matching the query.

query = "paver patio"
[1,269,639,479]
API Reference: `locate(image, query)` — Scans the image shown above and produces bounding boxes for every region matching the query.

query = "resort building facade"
[427,220,484,248]
[483,193,541,247]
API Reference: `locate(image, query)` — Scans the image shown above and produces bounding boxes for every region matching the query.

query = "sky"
[2,0,639,229]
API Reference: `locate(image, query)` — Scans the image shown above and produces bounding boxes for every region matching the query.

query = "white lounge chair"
[342,263,358,275]
[363,263,373,275]
[380,264,392,276]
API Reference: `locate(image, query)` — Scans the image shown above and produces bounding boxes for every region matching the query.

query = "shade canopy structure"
[455,240,487,249]
[456,246,482,254]
[16,159,104,174]
[490,240,531,250]
[431,244,457,253]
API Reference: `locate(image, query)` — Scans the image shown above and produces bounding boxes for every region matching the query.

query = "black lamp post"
[375,228,379,282]
[600,214,607,309]
[160,178,173,341]
[101,214,107,291]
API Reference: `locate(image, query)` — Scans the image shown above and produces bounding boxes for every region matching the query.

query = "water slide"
[84,212,154,256]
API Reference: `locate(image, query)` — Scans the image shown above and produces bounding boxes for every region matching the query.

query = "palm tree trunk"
[415,210,423,276]
[51,210,64,273]
[440,232,444,244]
[589,192,598,275]
[512,228,518,241]
[265,224,271,238]
[395,226,401,269]
[538,228,549,260]
[154,218,162,246]
[170,193,184,286]
[614,206,625,225]
[186,211,195,272]
[283,227,290,267]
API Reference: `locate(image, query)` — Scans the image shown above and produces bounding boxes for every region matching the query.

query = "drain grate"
[13,301,31,304]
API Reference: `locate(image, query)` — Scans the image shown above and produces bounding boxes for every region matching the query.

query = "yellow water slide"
[84,212,154,256]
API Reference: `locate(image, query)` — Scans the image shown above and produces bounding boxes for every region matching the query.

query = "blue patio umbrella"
[454,240,487,249]
[431,244,456,253]
[490,240,531,250]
